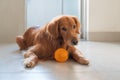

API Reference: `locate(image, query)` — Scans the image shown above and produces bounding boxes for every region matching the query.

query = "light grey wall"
[27,0,81,27]
[0,0,25,43]
[27,0,62,27]
[63,0,81,21]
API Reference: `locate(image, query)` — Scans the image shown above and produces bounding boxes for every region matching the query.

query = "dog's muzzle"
[71,39,78,45]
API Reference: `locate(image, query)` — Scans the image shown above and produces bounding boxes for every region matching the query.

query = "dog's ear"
[47,20,59,38]
[72,16,80,34]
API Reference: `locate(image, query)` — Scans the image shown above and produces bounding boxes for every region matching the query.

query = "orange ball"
[54,48,68,62]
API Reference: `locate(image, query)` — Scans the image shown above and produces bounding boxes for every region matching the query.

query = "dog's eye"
[73,25,76,29]
[62,27,67,31]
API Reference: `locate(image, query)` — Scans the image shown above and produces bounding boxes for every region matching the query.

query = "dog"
[16,15,89,68]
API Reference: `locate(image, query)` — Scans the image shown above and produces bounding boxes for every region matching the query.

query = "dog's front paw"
[78,58,89,65]
[24,58,35,68]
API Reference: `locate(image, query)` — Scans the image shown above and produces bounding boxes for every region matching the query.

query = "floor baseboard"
[88,32,120,42]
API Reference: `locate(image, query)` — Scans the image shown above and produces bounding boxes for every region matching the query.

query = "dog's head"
[47,15,80,45]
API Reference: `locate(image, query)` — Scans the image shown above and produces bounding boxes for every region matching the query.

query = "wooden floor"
[0,41,120,80]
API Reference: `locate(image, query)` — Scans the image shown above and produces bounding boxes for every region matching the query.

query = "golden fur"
[16,15,89,68]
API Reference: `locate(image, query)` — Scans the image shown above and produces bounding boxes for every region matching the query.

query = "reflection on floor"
[0,41,120,80]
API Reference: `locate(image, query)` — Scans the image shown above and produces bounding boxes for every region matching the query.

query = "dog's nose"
[71,39,78,45]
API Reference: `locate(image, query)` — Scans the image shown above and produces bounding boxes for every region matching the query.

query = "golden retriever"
[16,15,89,68]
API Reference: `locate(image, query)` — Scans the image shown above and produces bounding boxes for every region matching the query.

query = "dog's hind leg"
[16,36,27,50]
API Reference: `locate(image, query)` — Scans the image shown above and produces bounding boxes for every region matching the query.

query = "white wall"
[88,0,120,41]
[89,0,120,32]
[0,0,25,43]
[1,0,119,42]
